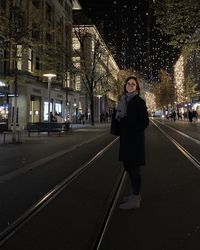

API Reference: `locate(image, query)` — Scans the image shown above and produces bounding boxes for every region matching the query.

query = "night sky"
[78,0,179,82]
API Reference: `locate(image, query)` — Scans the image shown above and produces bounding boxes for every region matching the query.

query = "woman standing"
[116,76,149,210]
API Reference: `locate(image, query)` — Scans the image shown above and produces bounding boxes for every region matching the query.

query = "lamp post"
[43,73,56,122]
[96,94,102,123]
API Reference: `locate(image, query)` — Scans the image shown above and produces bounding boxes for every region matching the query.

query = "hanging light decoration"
[174,55,185,103]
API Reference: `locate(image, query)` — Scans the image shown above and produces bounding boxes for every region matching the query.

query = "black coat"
[119,95,149,166]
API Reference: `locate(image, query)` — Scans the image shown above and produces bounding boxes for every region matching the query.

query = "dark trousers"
[123,162,141,195]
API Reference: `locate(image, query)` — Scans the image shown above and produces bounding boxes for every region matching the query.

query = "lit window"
[91,40,95,52]
[72,37,80,50]
[63,71,70,88]
[72,57,80,68]
[28,48,32,72]
[75,75,81,91]
[17,45,22,70]
[66,71,70,88]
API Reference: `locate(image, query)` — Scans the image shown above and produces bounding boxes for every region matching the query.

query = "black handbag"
[110,113,120,136]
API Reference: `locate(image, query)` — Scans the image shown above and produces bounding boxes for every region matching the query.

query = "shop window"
[55,102,62,114]
[43,101,52,121]
[30,95,41,123]
[0,104,9,122]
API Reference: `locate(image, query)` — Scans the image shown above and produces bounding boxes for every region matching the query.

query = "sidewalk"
[153,115,200,123]
[0,123,111,177]
[0,122,110,145]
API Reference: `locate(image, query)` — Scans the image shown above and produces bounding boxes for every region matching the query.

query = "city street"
[0,119,200,249]
[0,1,199,249]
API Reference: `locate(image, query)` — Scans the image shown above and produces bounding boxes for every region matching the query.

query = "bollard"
[17,131,22,143]
[3,131,6,144]
[17,131,20,142]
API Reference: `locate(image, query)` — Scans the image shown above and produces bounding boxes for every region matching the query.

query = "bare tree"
[0,1,32,142]
[73,25,113,125]
[0,2,69,139]
[152,69,175,111]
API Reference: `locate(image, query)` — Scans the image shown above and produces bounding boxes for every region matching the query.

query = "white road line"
[151,119,200,170]
[0,133,107,183]
[153,119,200,145]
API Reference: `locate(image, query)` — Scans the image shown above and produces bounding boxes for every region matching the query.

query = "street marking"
[151,119,200,170]
[154,119,200,145]
[0,137,119,246]
[0,133,108,183]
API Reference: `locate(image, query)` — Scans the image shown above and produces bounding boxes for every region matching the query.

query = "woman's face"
[126,79,137,93]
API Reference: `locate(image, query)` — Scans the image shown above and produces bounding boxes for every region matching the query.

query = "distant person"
[100,113,104,123]
[171,110,176,122]
[105,112,109,122]
[85,111,88,121]
[177,110,182,120]
[81,113,85,124]
[77,112,82,124]
[192,110,198,121]
[115,76,149,210]
[50,112,57,122]
[55,112,63,123]
[188,110,193,123]
[183,112,187,120]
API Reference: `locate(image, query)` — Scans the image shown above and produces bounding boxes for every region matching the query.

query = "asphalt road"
[1,120,200,250]
[100,120,200,250]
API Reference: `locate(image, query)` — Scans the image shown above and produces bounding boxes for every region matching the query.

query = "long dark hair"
[124,76,140,94]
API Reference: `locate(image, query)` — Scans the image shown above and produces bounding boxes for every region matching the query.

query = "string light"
[145,91,156,112]
[174,55,185,103]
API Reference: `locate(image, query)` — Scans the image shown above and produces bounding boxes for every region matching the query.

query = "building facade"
[72,25,119,123]
[0,0,119,128]
[0,0,81,129]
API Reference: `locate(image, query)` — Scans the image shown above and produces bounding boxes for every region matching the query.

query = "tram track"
[92,171,126,250]
[4,119,199,249]
[155,119,200,145]
[151,119,200,170]
[2,121,200,249]
[0,136,127,248]
[94,120,200,249]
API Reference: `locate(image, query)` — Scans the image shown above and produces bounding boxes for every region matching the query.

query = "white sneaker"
[119,195,141,210]
[120,194,134,203]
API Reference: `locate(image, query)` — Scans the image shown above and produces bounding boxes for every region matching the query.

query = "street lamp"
[96,94,103,123]
[43,73,56,122]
